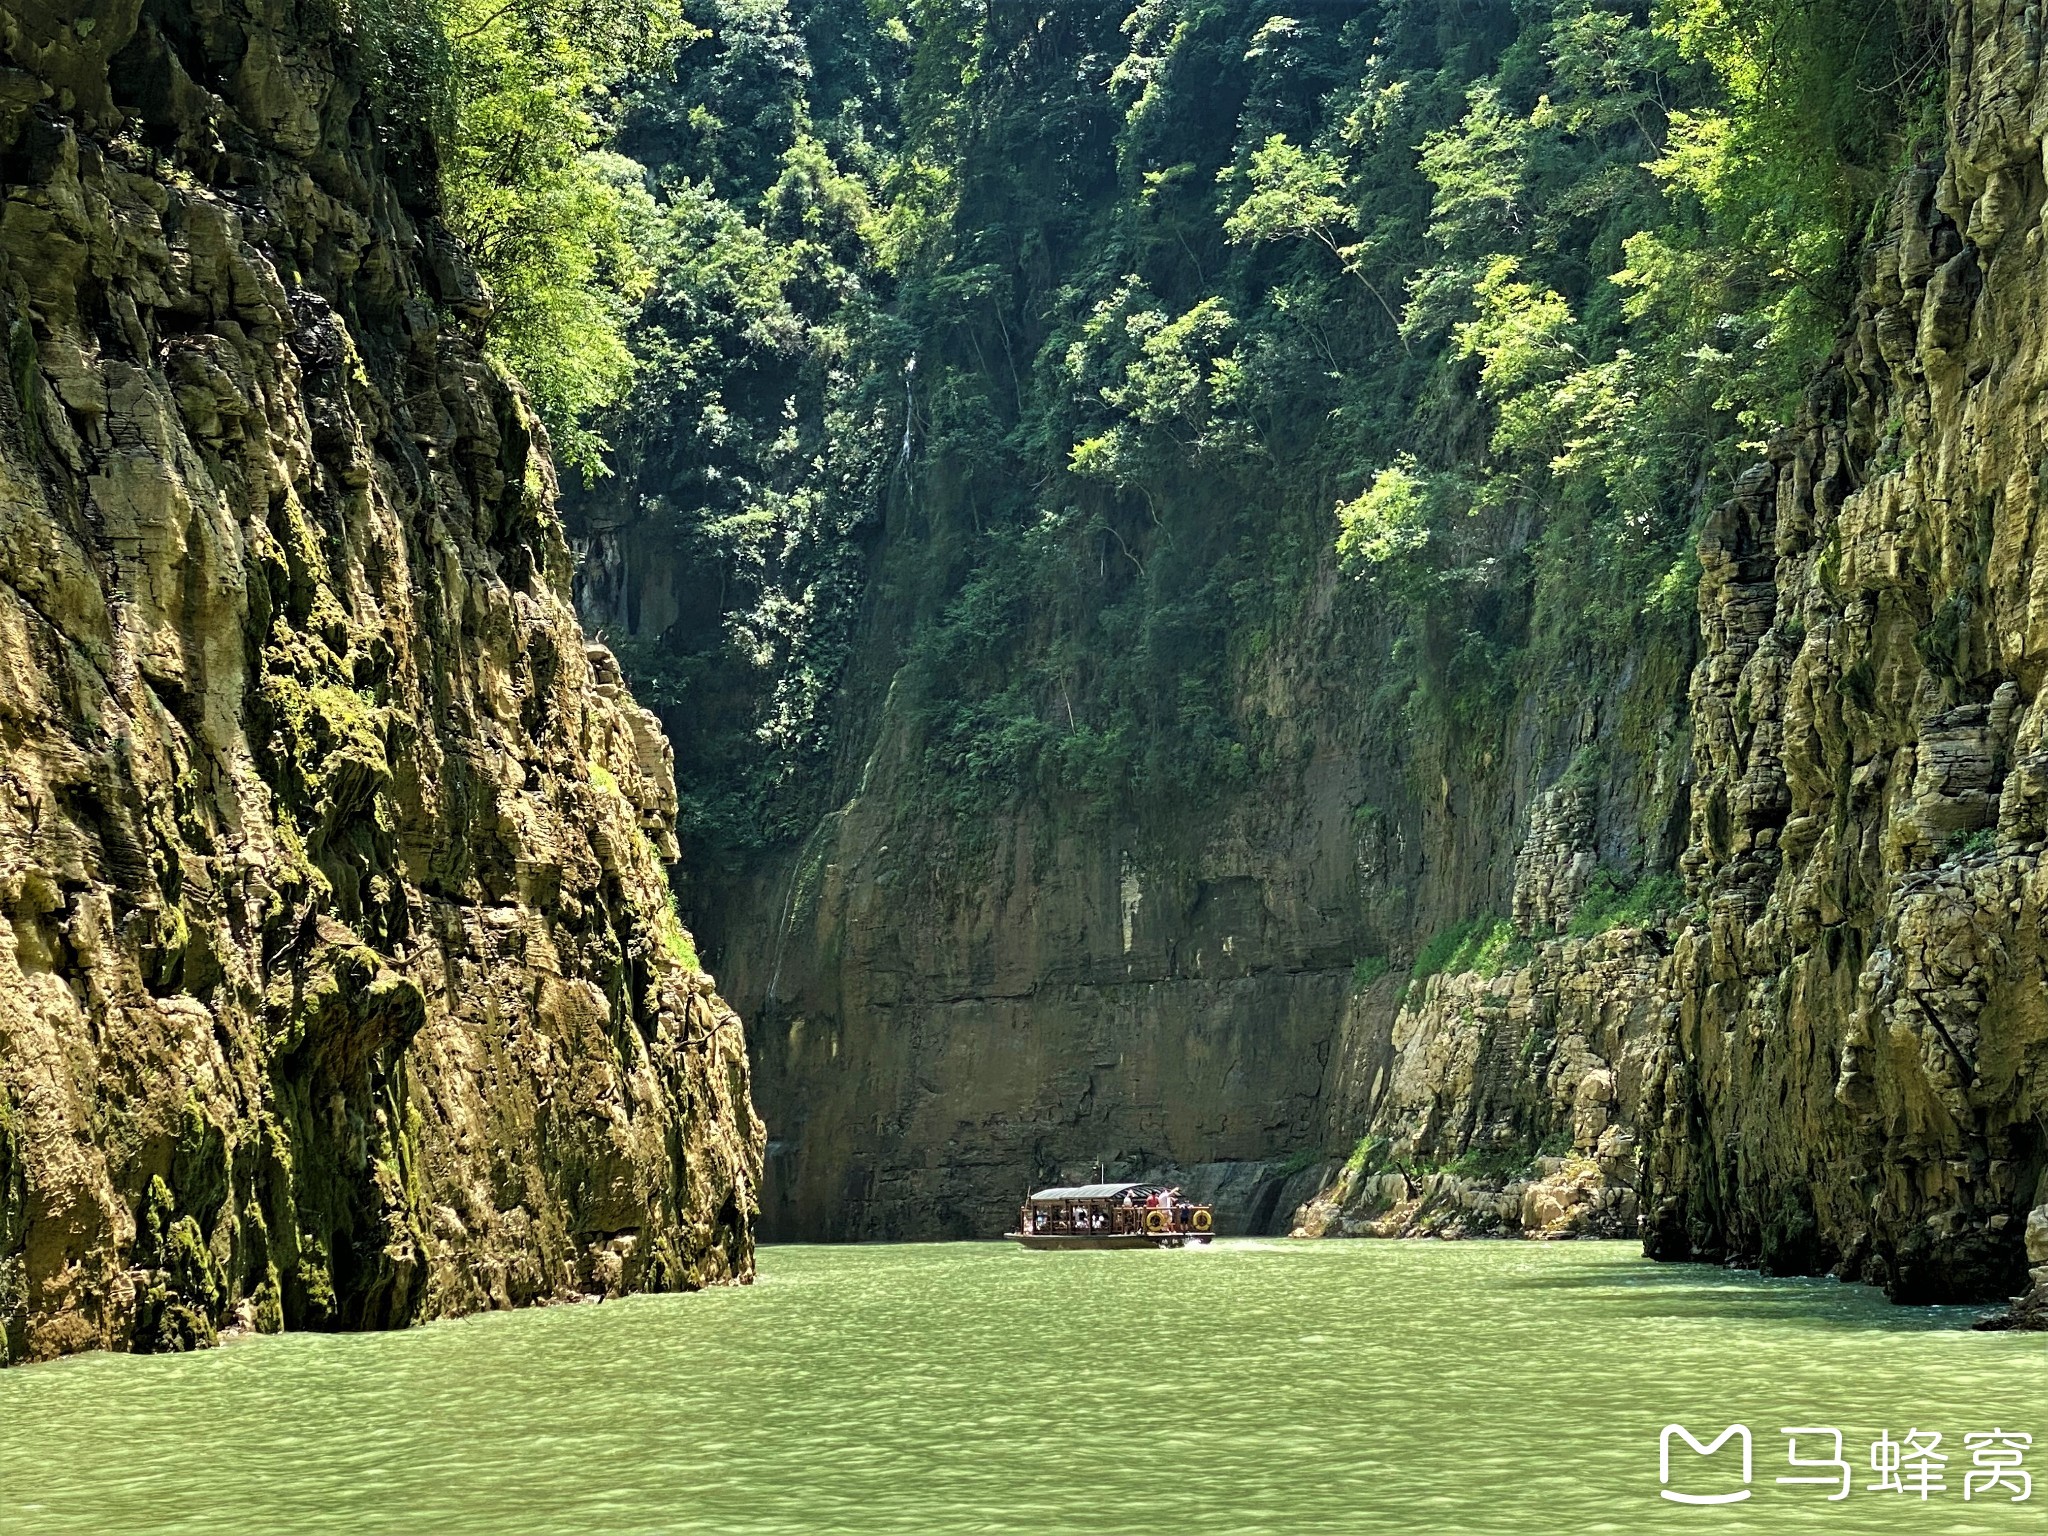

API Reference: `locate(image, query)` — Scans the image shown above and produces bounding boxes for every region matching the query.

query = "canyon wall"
[1307,0,2048,1309]
[1294,927,1668,1243]
[0,0,758,1364]
[1643,0,2048,1303]
[578,0,2048,1310]
[690,509,1692,1240]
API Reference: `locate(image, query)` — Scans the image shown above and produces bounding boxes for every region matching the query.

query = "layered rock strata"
[1296,928,1665,1241]
[0,0,759,1363]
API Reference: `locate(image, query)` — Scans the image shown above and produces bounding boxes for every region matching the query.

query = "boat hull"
[1006,1232,1213,1250]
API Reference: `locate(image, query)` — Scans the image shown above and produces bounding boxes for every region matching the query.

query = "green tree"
[1221,133,1407,346]
[440,0,688,478]
[1336,461,1432,572]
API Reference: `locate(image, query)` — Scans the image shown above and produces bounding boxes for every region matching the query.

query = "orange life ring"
[1192,1208,1213,1232]
[1144,1207,1169,1234]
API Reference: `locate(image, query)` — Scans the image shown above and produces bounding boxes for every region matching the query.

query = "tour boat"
[1007,1182,1215,1249]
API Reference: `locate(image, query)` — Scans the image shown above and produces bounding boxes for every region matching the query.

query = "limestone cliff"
[1307,0,2048,1310]
[547,0,1733,1245]
[1293,928,1666,1242]
[1643,0,2048,1304]
[696,511,1690,1240]
[0,0,759,1363]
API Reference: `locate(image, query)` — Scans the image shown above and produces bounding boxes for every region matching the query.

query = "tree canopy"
[379,0,1948,856]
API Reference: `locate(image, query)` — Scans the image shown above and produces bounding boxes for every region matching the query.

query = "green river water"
[1,1239,2042,1535]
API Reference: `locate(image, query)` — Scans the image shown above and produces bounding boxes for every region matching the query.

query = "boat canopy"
[1026,1182,1162,1201]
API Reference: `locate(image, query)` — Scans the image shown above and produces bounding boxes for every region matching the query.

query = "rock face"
[704,516,1691,1239]
[736,758,1362,1239]
[1640,1,2048,1302]
[1294,927,1666,1241]
[0,0,759,1363]
[1309,0,2048,1308]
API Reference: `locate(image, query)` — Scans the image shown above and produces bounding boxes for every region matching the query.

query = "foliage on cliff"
[491,0,1940,863]
[441,0,695,476]
[356,0,688,475]
[576,0,909,850]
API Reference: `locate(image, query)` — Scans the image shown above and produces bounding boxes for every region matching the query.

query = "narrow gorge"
[8,0,2048,1376]
[576,0,2048,1317]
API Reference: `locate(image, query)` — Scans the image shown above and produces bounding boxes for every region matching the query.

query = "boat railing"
[1018,1199,1214,1236]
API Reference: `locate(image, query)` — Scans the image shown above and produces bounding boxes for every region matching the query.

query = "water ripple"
[0,1241,2040,1534]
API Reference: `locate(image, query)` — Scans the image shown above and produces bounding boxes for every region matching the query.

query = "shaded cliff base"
[1285,842,2048,1325]
[769,1148,1336,1240]
[1288,890,2048,1326]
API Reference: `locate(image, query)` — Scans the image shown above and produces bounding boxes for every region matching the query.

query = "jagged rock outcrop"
[1638,11,2048,1295]
[1511,781,1600,936]
[1296,927,1666,1239]
[0,0,759,1363]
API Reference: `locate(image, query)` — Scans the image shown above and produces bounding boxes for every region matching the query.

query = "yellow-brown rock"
[1641,0,2048,1303]
[1302,1,2048,1310]
[0,0,759,1363]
